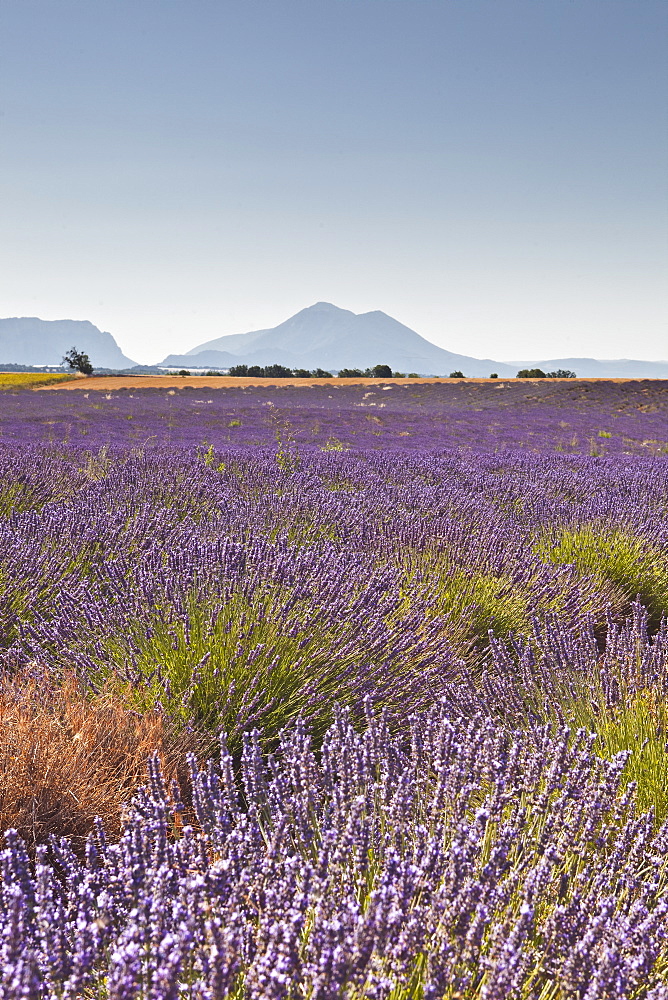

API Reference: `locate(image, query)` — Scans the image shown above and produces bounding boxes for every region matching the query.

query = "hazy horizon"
[1,0,666,365]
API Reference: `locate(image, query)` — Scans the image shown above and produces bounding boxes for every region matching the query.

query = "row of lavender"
[2,379,667,453]
[1,383,668,997]
[3,445,668,734]
[4,712,668,999]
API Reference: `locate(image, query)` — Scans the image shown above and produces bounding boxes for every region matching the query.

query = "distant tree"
[247,366,264,377]
[178,369,191,377]
[370,364,393,379]
[517,368,547,378]
[392,372,406,378]
[489,373,498,379]
[546,369,577,378]
[62,347,94,375]
[449,370,464,379]
[229,364,249,376]
[337,368,364,377]
[264,364,293,378]
[311,368,333,378]
[407,373,420,379]
[205,370,222,376]
[293,368,311,378]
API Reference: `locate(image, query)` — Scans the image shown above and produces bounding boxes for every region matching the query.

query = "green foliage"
[265,404,301,473]
[442,568,531,640]
[81,445,112,480]
[200,443,226,472]
[449,370,464,378]
[73,573,443,754]
[320,436,348,452]
[536,524,668,629]
[62,347,94,375]
[107,588,350,749]
[517,368,546,378]
[275,441,300,473]
[228,364,330,378]
[400,550,533,653]
[519,669,668,822]
[0,481,45,517]
[589,689,668,820]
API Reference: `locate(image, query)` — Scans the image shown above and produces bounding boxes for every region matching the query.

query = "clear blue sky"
[1,0,666,364]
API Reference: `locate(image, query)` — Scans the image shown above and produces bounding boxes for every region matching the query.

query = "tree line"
[225,365,577,379]
[226,364,421,378]
[61,347,577,381]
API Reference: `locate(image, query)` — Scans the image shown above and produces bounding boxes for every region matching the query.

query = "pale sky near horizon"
[0,0,666,365]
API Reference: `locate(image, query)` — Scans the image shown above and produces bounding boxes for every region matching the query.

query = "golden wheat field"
[0,371,76,389]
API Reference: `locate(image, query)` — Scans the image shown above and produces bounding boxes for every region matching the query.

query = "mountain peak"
[303,301,353,314]
[163,303,514,375]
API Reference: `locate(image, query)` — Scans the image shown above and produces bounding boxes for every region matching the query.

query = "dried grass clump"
[0,668,197,852]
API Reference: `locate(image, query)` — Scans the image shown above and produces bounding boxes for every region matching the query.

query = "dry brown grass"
[0,668,197,852]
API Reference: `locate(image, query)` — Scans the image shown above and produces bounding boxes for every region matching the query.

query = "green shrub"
[592,689,668,820]
[536,524,668,629]
[529,676,668,822]
[400,550,532,654]
[72,575,446,753]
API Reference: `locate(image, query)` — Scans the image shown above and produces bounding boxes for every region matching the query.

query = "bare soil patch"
[37,375,648,391]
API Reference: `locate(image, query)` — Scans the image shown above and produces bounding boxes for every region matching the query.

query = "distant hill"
[159,302,515,377]
[0,318,137,369]
[520,357,668,379]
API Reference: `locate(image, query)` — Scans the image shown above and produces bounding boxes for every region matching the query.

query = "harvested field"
[39,373,658,390]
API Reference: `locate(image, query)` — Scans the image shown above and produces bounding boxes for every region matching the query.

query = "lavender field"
[2,380,668,998]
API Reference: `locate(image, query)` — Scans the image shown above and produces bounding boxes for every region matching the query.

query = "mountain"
[0,318,137,368]
[159,302,515,376]
[522,357,668,379]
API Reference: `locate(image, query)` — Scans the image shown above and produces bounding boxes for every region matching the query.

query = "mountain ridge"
[160,302,668,378]
[509,357,668,378]
[0,318,137,368]
[161,302,515,377]
[1,307,665,378]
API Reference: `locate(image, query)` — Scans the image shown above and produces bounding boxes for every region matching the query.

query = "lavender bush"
[3,709,668,998]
